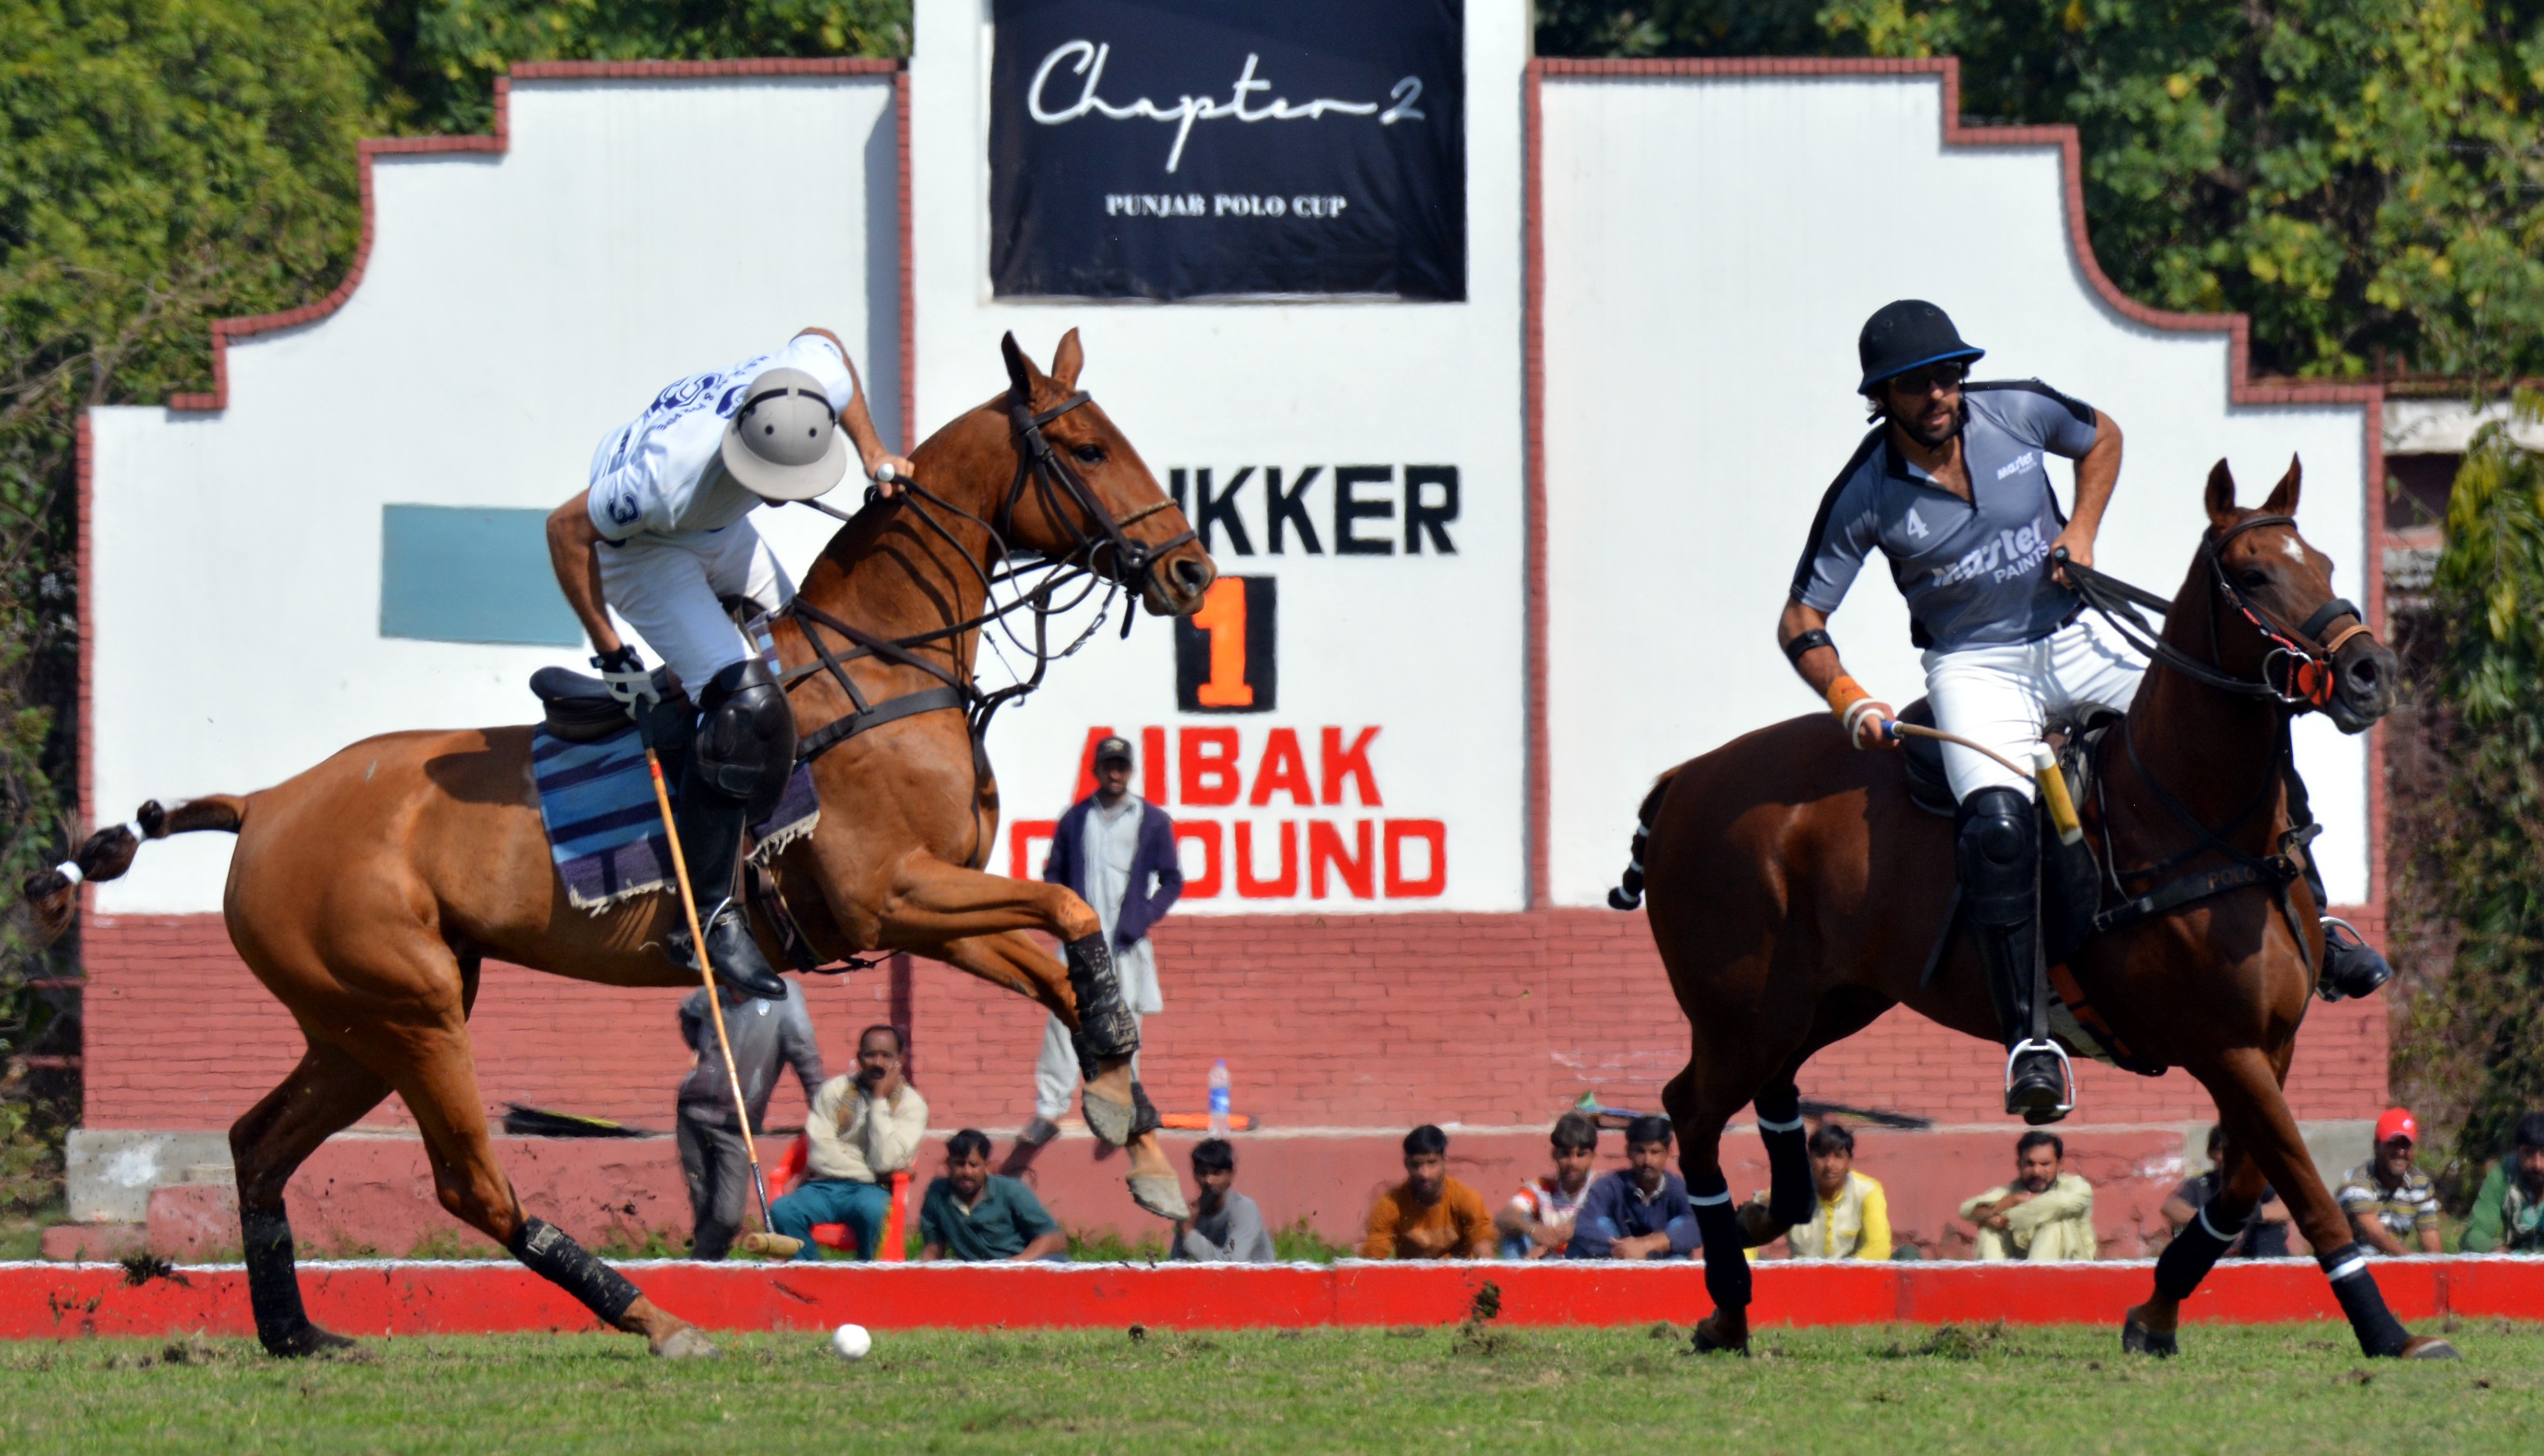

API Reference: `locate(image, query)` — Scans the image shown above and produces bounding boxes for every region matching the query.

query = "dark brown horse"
[1621,458,2454,1359]
[29,331,1215,1359]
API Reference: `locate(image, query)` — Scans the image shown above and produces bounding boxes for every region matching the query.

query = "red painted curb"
[7,1258,2536,1341]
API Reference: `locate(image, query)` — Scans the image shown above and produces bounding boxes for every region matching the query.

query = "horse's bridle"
[999,388,1196,609]
[2062,513,2371,712]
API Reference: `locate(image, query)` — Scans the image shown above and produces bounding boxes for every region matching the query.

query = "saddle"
[1897,698,2165,1076]
[529,665,690,745]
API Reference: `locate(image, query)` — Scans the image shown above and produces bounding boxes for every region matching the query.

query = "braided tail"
[1606,770,1677,911]
[21,796,246,945]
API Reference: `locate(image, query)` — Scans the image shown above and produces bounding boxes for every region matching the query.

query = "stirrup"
[2004,1038,2074,1122]
[2316,916,2393,1003]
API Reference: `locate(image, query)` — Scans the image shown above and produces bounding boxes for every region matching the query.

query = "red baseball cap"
[2374,1108,2418,1146]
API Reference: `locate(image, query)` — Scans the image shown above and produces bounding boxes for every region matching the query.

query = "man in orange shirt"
[1363,1125,1494,1259]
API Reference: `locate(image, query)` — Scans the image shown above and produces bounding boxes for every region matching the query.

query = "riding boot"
[664,659,795,1002]
[2286,767,2392,1002]
[1958,786,2070,1122]
[669,782,786,1000]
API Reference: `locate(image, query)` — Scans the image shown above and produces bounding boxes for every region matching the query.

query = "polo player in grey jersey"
[1779,300,2391,1122]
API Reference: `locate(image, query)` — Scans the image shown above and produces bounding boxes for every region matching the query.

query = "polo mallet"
[643,746,778,1236]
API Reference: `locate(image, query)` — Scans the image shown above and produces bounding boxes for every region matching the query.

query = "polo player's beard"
[1892,399,1965,451]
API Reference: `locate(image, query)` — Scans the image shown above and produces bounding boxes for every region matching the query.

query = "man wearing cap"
[1019,735,1183,1148]
[2337,1109,2444,1255]
[1779,301,2390,1123]
[547,328,912,999]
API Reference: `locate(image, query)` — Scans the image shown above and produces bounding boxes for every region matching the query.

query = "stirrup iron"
[2004,1037,2074,1123]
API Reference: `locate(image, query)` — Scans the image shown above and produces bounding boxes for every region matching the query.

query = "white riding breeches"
[597,522,794,693]
[1922,610,2146,802]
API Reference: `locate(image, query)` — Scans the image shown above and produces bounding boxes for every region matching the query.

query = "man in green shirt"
[2462,1113,2544,1254]
[919,1129,1069,1263]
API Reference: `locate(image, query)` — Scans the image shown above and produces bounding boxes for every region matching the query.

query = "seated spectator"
[1567,1115,1701,1261]
[2338,1107,2443,1256]
[759,1024,926,1260]
[2463,1112,2544,1254]
[1753,1123,1890,1260]
[2160,1124,2293,1259]
[1173,1137,1276,1263]
[1496,1112,1600,1259]
[919,1128,1068,1263]
[1362,1125,1494,1259]
[1959,1131,2096,1261]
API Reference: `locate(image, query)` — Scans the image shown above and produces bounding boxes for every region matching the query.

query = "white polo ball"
[830,1323,873,1361]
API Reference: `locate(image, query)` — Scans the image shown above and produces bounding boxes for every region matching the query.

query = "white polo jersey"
[586,333,858,544]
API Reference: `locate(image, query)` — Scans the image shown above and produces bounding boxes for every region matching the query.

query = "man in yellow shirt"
[1959,1130,2098,1261]
[1753,1123,1892,1259]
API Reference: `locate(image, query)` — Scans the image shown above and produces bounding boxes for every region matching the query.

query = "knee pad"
[1955,786,2036,926]
[692,658,797,816]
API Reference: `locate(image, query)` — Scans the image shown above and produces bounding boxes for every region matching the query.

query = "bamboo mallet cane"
[645,748,778,1235]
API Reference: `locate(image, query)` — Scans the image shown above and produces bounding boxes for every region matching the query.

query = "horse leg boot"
[231,1040,389,1356]
[1957,787,2069,1122]
[1059,932,1186,1219]
[1753,1083,1815,1235]
[672,659,794,1000]
[1686,1171,1754,1352]
[2284,766,2392,1002]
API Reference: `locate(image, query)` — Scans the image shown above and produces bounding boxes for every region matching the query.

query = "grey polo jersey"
[1790,381,2101,652]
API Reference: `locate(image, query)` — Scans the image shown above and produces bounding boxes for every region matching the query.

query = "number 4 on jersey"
[1175,575,1276,714]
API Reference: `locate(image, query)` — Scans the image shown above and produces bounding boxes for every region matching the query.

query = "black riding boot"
[1958,786,2070,1122]
[2286,767,2391,1002]
[666,660,795,1001]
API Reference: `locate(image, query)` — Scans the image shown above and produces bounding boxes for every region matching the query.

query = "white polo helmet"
[720,367,848,501]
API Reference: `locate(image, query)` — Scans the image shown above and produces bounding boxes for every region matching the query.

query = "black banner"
[989,0,1465,300]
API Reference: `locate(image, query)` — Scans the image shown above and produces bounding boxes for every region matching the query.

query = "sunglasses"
[1888,363,1969,396]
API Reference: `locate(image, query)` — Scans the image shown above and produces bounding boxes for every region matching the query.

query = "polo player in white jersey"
[1781,301,2391,1122]
[546,328,911,999]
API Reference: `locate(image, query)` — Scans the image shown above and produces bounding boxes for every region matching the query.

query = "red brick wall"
[81,910,2388,1135]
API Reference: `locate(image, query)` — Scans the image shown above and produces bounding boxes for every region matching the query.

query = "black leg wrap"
[1687,1173,1752,1311]
[508,1217,641,1328]
[1754,1086,1813,1228]
[240,1205,317,1354]
[2318,1244,2411,1357]
[1063,932,1140,1066]
[1129,1080,1162,1140]
[2153,1199,2240,1300]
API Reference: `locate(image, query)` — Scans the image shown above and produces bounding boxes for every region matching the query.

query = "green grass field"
[0,1321,2537,1454]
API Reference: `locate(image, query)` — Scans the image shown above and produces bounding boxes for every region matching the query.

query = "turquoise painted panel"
[380,505,582,646]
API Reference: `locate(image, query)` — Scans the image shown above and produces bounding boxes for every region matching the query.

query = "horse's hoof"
[652,1325,721,1361]
[2399,1335,2461,1360]
[1128,1175,1189,1221]
[2121,1314,2178,1359]
[1689,1312,1749,1356]
[265,1323,359,1359]
[1082,1090,1135,1148]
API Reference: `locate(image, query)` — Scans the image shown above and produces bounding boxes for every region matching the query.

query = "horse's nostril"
[1173,559,1209,595]
[2349,659,2379,689]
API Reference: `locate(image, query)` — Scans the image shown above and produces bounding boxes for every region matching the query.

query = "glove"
[1824,675,1894,751]
[592,646,659,708]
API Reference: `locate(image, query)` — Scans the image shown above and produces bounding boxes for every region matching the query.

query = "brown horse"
[1619,458,2455,1359]
[30,330,1216,1359]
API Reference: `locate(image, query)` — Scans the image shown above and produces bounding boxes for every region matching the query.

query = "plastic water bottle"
[1207,1058,1231,1136]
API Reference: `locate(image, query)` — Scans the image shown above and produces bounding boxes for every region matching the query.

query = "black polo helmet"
[1858,300,1985,392]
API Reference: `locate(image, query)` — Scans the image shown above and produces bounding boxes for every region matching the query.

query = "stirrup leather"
[2004,1038,2075,1119]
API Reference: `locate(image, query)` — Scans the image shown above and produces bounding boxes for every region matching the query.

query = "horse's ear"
[2260,454,2302,518]
[2205,458,2238,528]
[1050,328,1083,392]
[1000,331,1037,401]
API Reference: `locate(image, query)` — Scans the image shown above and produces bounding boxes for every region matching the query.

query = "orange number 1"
[1192,578,1254,708]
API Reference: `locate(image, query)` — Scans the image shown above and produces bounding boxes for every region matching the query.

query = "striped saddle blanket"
[532,726,819,911]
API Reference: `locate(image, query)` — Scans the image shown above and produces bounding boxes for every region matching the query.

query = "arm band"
[1782,628,1834,667]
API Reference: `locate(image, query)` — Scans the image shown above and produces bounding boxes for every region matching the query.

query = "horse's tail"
[22,795,247,945]
[1606,769,1679,911]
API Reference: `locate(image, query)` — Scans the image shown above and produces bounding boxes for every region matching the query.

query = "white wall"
[910,2,1532,914]
[88,76,899,913]
[1539,74,2371,906]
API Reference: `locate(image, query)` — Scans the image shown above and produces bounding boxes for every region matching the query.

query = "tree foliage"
[1538,1,2544,385]
[2393,403,2544,1174]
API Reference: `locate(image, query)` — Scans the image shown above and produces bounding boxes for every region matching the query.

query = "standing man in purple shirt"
[1019,735,1185,1149]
